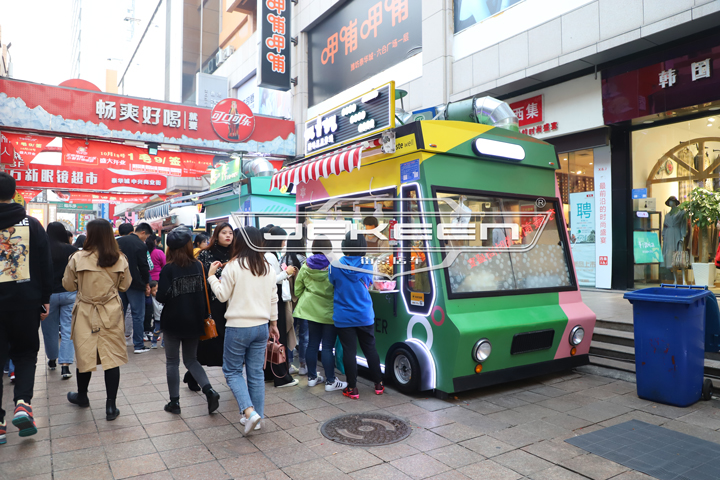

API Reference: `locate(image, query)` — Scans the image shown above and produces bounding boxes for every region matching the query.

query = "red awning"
[270,139,381,191]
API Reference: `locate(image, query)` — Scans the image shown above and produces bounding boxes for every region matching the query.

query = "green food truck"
[264,84,596,397]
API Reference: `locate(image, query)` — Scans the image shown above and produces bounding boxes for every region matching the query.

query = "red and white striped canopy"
[270,140,380,191]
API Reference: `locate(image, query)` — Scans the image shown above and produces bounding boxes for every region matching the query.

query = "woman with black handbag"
[208,227,279,434]
[157,227,220,415]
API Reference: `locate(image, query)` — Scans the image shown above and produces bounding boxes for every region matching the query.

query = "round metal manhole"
[320,413,412,446]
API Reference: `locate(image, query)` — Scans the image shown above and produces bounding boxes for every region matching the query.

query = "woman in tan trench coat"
[62,218,131,421]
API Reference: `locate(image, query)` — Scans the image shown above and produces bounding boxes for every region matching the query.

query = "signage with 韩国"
[304,82,395,156]
[259,0,291,92]
[307,0,422,106]
[210,98,255,143]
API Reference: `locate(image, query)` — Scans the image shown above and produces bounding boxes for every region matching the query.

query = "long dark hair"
[146,235,156,253]
[73,234,86,249]
[166,241,196,268]
[193,233,209,248]
[264,226,287,252]
[46,222,72,263]
[83,219,121,268]
[284,234,306,268]
[207,222,233,249]
[232,227,268,277]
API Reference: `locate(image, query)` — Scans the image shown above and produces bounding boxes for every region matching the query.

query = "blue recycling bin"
[624,285,714,407]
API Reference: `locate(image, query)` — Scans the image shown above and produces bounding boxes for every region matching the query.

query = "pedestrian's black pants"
[0,309,41,421]
[336,324,383,389]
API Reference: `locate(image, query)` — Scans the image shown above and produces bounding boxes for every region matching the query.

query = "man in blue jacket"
[0,172,53,440]
[329,232,384,400]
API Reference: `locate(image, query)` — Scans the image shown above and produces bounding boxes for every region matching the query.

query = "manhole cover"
[320,413,412,446]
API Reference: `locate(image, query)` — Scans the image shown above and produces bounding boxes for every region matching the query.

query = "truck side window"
[401,185,434,313]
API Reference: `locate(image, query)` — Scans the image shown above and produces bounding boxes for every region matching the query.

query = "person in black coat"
[188,222,234,390]
[156,227,220,415]
[116,222,151,353]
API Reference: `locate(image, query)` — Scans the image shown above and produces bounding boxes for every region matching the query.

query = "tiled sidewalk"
[3,346,720,480]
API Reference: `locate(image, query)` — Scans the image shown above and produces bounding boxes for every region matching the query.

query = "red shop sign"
[210,98,255,142]
[7,164,167,193]
[0,133,15,165]
[508,95,543,127]
[62,139,212,177]
[17,189,41,202]
[2,133,54,164]
[57,192,167,205]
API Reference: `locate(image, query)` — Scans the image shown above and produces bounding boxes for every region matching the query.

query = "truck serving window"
[434,190,575,297]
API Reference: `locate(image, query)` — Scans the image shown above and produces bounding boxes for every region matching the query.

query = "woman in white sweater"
[207,227,278,434]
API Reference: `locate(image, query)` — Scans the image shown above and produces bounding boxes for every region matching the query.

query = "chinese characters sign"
[602,38,720,124]
[62,139,212,177]
[259,0,291,92]
[307,0,422,106]
[304,82,395,156]
[0,78,296,155]
[2,133,53,165]
[509,95,543,127]
[594,148,612,289]
[210,99,255,143]
[56,193,166,205]
[7,164,167,193]
[569,192,595,286]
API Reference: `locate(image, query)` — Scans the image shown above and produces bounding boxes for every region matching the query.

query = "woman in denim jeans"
[207,227,279,435]
[41,223,78,380]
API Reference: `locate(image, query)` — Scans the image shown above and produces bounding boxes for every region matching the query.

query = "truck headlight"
[569,326,585,346]
[473,339,492,363]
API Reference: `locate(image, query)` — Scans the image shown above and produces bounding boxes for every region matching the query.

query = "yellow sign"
[410,292,425,306]
[12,191,25,207]
[395,134,416,155]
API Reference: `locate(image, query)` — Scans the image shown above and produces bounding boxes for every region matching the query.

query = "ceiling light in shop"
[589,162,593,165]
[643,120,654,124]
[708,124,713,128]
[710,107,720,111]
[709,118,716,122]
[576,170,582,174]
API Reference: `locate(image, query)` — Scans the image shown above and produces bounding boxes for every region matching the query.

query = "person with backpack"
[0,172,53,440]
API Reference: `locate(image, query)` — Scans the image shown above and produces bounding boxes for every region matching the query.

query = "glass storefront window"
[632,115,720,288]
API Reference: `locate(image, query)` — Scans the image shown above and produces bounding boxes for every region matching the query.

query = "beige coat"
[62,251,132,373]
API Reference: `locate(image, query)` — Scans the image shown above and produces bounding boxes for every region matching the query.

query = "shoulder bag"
[199,263,218,341]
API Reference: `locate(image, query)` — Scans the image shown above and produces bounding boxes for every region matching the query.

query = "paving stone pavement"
[4,343,720,480]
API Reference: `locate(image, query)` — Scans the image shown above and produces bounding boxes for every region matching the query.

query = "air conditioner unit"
[223,46,235,60]
[215,51,225,66]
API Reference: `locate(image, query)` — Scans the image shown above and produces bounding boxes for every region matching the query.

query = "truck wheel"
[388,346,421,394]
[702,379,713,401]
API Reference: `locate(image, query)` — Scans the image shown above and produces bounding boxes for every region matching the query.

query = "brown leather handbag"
[264,338,287,378]
[199,263,218,341]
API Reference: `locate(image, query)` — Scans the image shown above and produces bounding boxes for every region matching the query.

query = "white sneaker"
[243,412,262,434]
[134,348,150,354]
[239,415,261,431]
[308,375,325,387]
[277,379,299,388]
[298,365,308,375]
[288,365,299,375]
[325,379,348,392]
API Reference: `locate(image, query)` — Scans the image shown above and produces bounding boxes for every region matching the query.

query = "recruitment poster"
[569,192,596,286]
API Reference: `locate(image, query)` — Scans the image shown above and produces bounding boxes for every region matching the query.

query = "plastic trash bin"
[624,284,713,407]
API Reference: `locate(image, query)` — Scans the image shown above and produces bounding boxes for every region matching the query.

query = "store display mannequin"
[662,196,688,285]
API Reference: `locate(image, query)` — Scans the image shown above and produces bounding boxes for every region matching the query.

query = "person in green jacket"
[294,238,348,392]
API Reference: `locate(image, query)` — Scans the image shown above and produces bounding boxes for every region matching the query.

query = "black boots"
[183,372,201,392]
[203,385,220,414]
[106,399,120,421]
[61,366,72,379]
[164,398,181,414]
[67,392,90,407]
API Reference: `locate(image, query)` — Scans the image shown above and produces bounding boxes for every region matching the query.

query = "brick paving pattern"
[4,344,720,479]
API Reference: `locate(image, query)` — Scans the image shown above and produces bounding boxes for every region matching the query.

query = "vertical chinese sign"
[307,0,422,106]
[260,0,291,91]
[594,148,612,289]
[569,192,595,286]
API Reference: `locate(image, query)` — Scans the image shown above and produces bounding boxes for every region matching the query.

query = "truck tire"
[388,345,421,394]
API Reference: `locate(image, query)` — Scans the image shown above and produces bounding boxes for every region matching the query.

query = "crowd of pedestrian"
[0,171,385,444]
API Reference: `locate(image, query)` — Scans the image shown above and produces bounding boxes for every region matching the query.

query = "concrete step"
[596,319,633,332]
[592,327,634,348]
[589,355,636,373]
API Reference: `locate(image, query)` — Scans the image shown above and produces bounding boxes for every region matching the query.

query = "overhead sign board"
[307,0,422,106]
[259,0,292,92]
[210,98,256,143]
[304,81,395,156]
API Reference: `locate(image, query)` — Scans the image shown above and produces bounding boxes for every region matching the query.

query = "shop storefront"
[504,75,611,289]
[602,32,720,291]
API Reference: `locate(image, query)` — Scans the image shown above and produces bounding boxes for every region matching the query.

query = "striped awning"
[270,139,381,191]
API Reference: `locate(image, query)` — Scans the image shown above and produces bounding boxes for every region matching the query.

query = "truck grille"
[511,329,555,355]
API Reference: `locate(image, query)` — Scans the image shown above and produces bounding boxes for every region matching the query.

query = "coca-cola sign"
[210,98,255,143]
